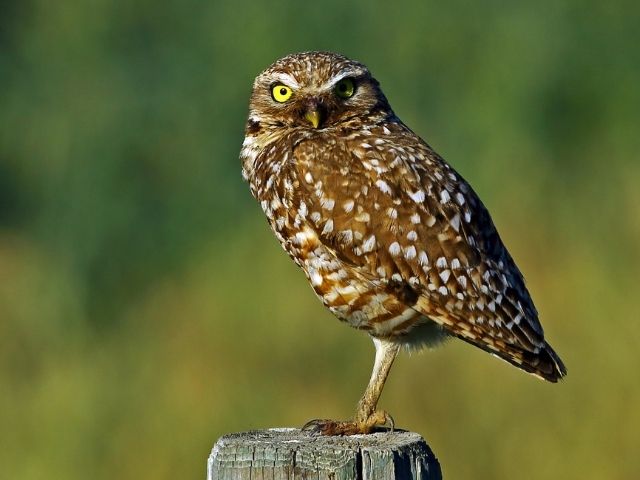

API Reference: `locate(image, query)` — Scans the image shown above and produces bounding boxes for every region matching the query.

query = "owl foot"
[301,410,394,436]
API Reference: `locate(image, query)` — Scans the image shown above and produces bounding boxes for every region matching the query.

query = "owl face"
[247,52,391,132]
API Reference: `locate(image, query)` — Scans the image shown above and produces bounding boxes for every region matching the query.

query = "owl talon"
[302,411,395,436]
[378,410,395,432]
[302,419,358,436]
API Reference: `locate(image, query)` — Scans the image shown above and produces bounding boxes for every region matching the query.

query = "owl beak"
[304,108,322,129]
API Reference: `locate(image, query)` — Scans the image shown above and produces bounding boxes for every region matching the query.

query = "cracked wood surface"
[208,428,441,479]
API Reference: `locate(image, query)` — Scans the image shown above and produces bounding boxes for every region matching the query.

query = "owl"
[241,51,566,435]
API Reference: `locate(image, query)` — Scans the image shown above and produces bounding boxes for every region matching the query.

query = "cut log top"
[208,428,441,480]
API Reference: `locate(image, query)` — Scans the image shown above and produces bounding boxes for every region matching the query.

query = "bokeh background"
[1,1,639,478]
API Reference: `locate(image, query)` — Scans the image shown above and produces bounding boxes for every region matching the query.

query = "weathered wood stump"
[207,428,441,479]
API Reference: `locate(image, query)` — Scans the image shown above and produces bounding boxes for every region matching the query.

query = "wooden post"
[207,428,441,480]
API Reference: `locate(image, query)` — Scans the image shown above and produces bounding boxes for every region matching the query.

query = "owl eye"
[334,78,355,99]
[271,84,293,103]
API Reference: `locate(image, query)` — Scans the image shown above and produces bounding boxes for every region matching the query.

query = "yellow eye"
[335,78,355,98]
[271,84,293,102]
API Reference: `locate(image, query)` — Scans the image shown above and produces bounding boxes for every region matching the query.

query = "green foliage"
[1,0,639,478]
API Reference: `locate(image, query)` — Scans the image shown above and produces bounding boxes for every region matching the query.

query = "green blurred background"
[1,0,639,478]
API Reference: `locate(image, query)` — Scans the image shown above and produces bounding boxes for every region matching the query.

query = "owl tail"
[512,342,567,382]
[458,335,567,382]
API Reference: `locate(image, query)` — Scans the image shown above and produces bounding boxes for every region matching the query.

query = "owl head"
[247,51,392,132]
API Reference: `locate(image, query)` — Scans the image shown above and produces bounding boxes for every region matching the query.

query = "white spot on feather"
[389,242,401,256]
[294,229,316,246]
[343,200,355,213]
[321,198,335,211]
[298,201,308,218]
[322,219,334,235]
[340,229,353,244]
[266,175,275,190]
[355,211,370,222]
[376,179,392,195]
[404,245,416,260]
[409,190,426,203]
[439,269,451,283]
[450,213,461,232]
[362,235,376,253]
[309,268,323,286]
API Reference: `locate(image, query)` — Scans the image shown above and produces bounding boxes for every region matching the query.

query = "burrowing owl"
[241,51,566,435]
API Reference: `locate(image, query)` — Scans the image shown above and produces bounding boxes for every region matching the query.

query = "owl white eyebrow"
[322,69,366,89]
[270,72,300,89]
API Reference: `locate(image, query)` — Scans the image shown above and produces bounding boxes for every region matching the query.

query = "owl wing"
[292,126,565,381]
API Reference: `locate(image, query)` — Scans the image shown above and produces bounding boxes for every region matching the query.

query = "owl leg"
[354,337,400,429]
[302,337,400,435]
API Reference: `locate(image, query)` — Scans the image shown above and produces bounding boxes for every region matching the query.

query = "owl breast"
[247,127,429,338]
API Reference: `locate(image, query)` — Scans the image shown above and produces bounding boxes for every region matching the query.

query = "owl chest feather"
[248,129,428,336]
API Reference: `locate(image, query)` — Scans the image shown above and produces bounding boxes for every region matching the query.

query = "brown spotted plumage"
[241,51,566,435]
